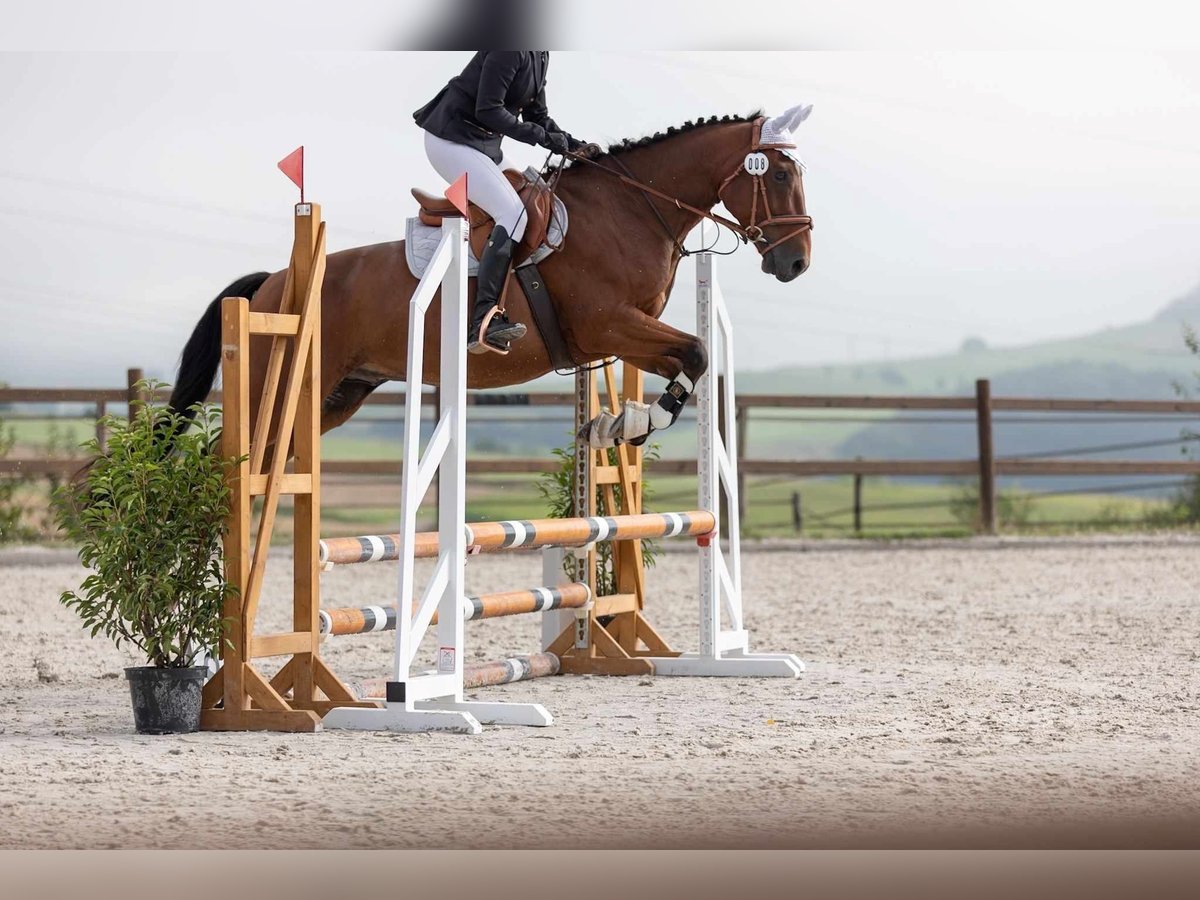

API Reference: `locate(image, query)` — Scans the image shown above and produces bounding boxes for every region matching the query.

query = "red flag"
[445,173,469,218]
[277,146,304,200]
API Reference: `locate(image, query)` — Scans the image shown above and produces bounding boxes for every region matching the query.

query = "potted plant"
[56,382,237,734]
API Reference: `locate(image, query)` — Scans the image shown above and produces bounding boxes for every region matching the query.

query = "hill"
[722,282,1200,492]
[737,282,1200,399]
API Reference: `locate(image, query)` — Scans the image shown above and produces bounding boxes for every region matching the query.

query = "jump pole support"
[640,245,802,677]
[321,213,553,734]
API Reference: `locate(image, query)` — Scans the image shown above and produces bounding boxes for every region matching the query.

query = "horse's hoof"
[576,422,614,449]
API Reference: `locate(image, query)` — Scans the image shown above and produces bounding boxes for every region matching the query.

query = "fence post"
[791,491,803,534]
[975,378,997,534]
[94,400,108,453]
[853,471,863,535]
[126,367,146,415]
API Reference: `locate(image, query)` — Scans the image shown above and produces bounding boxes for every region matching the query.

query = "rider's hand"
[567,136,602,158]
[543,131,571,155]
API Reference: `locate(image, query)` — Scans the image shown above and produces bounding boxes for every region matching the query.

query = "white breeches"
[423,130,527,241]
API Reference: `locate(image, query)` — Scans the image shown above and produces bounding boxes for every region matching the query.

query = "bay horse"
[168,106,814,447]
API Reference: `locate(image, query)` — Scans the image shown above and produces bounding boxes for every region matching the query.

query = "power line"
[0,281,203,336]
[0,167,382,240]
[0,204,280,254]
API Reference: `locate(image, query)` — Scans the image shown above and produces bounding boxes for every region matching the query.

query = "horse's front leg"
[575,309,708,448]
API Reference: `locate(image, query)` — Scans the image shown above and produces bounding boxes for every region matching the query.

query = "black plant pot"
[125,666,207,734]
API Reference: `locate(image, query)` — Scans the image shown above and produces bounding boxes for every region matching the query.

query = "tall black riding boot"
[468,224,527,353]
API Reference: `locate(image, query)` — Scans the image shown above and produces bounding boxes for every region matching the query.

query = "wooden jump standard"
[199,201,373,732]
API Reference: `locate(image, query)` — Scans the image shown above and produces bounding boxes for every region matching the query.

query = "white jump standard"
[322,217,551,733]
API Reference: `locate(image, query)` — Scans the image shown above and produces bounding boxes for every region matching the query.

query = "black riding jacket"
[413,51,572,164]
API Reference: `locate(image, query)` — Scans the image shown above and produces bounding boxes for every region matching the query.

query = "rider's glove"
[542,131,571,155]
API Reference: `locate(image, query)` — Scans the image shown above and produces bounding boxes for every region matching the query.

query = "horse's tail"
[64,273,273,512]
[167,272,271,421]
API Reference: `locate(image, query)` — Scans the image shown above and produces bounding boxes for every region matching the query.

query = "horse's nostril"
[791,258,807,275]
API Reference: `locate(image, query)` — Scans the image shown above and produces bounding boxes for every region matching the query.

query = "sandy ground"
[1,536,1198,848]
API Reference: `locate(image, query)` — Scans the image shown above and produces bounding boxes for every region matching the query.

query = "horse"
[167,106,814,447]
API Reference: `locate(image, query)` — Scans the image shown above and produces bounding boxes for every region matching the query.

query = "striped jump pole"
[318,582,591,637]
[354,652,561,698]
[318,510,716,567]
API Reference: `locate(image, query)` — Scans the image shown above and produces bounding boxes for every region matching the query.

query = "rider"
[415,51,589,353]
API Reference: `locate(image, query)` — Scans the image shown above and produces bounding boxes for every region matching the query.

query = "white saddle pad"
[404,167,568,279]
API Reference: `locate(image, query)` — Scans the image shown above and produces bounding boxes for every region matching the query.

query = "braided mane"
[567,112,762,165]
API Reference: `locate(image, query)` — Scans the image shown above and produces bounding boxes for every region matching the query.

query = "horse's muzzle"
[762,249,809,282]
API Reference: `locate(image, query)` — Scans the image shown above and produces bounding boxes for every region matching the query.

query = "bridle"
[717,116,814,254]
[565,116,814,257]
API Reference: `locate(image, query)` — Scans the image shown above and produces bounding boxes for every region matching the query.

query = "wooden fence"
[4,370,1200,534]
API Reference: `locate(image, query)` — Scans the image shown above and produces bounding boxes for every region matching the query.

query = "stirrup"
[467,305,511,356]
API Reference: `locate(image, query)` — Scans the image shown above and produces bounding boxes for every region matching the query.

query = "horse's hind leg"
[321,376,387,433]
[574,308,708,448]
[248,363,384,467]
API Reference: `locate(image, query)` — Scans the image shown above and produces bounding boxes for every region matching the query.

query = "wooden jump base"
[319,582,592,636]
[355,652,560,698]
[317,511,716,567]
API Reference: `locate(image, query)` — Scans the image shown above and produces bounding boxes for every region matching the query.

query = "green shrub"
[536,441,661,596]
[54,384,238,667]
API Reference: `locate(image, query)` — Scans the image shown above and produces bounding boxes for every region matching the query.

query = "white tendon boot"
[579,400,651,448]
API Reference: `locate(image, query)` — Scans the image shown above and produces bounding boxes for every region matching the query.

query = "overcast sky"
[1,50,1198,386]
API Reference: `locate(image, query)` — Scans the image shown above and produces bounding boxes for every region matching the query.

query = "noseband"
[566,116,813,257]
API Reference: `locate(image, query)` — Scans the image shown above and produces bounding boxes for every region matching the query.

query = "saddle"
[411,170,556,267]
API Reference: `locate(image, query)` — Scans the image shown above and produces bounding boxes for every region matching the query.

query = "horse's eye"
[773,170,788,183]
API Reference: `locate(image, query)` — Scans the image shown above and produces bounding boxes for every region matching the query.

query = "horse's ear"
[779,104,813,131]
[762,104,813,145]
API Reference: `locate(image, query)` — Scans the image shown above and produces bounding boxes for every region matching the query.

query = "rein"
[566,116,813,256]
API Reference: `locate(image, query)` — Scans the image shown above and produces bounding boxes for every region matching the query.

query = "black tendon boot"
[468,224,527,353]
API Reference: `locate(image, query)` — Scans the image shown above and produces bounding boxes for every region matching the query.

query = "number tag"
[744,152,769,176]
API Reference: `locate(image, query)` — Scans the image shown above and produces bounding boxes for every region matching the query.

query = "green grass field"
[7,419,95,455]
[314,471,1174,540]
[2,412,1183,544]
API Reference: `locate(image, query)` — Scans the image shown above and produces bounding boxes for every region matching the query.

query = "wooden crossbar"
[317,511,715,566]
[319,582,592,636]
[353,652,561,698]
